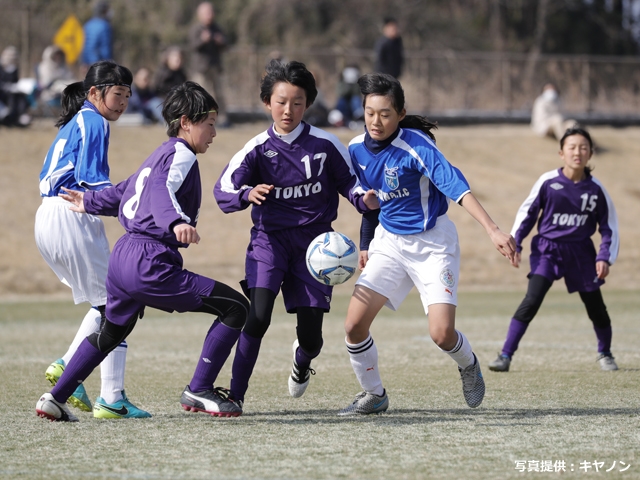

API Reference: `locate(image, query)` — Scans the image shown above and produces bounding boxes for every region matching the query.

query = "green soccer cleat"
[93,390,152,419]
[45,358,93,412]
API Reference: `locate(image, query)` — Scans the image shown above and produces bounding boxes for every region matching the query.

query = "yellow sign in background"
[53,15,84,64]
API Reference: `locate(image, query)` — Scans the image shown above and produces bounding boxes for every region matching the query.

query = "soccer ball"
[306,232,359,286]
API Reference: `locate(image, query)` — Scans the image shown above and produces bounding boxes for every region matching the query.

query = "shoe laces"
[213,387,242,408]
[292,363,316,383]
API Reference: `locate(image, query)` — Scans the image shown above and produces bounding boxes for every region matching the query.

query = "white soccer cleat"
[288,339,315,398]
[36,393,79,422]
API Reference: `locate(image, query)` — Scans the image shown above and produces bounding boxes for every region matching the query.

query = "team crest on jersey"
[265,150,278,158]
[550,182,564,190]
[384,165,400,190]
[439,268,455,288]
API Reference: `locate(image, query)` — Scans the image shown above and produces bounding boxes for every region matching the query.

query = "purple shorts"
[245,226,333,313]
[106,234,215,325]
[529,235,603,293]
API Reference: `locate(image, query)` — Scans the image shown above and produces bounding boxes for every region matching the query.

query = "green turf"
[0,291,638,479]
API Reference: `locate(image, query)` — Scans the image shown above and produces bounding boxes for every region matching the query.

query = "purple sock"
[229,331,262,402]
[295,340,322,368]
[593,325,612,354]
[51,338,106,403]
[189,320,241,393]
[502,318,529,358]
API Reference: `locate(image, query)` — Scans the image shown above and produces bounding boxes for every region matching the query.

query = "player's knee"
[344,319,368,343]
[87,315,137,354]
[298,335,323,355]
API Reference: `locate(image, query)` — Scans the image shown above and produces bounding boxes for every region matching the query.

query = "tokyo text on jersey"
[511,168,619,265]
[215,122,368,232]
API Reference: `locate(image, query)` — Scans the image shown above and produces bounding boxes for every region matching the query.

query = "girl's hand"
[248,184,274,205]
[174,223,200,244]
[512,251,522,268]
[596,260,610,279]
[363,189,380,210]
[59,187,86,213]
[358,250,369,270]
[488,228,517,266]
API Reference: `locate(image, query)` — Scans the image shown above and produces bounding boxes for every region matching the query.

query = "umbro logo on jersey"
[358,164,367,170]
[550,182,564,190]
[202,358,211,363]
[265,150,278,158]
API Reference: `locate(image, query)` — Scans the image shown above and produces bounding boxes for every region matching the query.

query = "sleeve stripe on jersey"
[510,169,559,237]
[219,131,270,193]
[166,142,198,223]
[592,177,620,264]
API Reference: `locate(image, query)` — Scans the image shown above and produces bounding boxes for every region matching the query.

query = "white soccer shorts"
[356,214,460,314]
[35,196,109,306]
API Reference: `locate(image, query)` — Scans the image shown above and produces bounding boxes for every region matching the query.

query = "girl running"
[338,73,516,415]
[35,60,149,418]
[488,126,620,373]
[214,60,378,410]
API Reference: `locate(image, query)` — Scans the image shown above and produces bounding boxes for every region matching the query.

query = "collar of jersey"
[81,100,101,115]
[270,121,304,145]
[364,127,401,154]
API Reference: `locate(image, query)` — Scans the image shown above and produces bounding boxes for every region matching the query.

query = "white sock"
[100,342,127,404]
[61,307,101,365]
[441,330,475,369]
[346,334,384,396]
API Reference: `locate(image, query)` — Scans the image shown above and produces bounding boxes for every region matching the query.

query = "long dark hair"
[560,125,594,175]
[357,72,437,141]
[162,81,218,137]
[56,60,133,128]
[260,59,317,107]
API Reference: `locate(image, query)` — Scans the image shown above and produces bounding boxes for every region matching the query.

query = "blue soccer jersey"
[215,122,368,232]
[511,168,619,265]
[39,101,112,197]
[349,128,470,234]
[84,137,202,248]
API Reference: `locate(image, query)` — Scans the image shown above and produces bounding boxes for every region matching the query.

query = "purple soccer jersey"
[85,138,203,248]
[214,122,368,232]
[214,122,369,310]
[84,137,215,324]
[511,168,619,265]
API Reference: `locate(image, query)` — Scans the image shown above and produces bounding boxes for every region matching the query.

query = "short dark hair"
[383,17,397,26]
[162,81,218,137]
[560,125,593,151]
[260,59,317,108]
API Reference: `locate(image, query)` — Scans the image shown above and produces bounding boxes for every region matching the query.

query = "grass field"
[1,290,638,479]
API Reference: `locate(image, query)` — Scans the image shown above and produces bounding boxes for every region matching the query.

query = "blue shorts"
[529,235,603,293]
[106,234,216,325]
[245,226,333,313]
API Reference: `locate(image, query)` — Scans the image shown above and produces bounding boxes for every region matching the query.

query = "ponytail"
[55,82,87,128]
[399,115,437,142]
[55,60,133,128]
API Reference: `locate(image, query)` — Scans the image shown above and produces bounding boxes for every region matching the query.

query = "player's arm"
[214,150,261,212]
[60,178,128,217]
[459,192,517,265]
[75,117,112,191]
[593,181,619,271]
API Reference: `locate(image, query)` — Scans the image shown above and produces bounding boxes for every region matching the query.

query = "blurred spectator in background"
[128,67,163,124]
[81,1,113,68]
[36,45,76,107]
[374,17,404,79]
[189,1,230,127]
[531,83,576,140]
[328,65,363,129]
[154,46,188,98]
[0,46,31,127]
